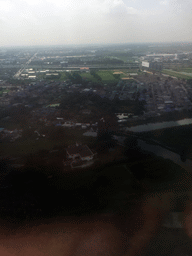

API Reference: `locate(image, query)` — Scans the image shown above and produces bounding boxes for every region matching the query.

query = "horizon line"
[1,41,192,48]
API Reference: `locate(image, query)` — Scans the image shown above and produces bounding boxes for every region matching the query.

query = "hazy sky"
[0,0,191,46]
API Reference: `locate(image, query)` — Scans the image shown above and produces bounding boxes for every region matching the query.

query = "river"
[123,118,192,171]
[137,139,192,172]
[125,118,192,132]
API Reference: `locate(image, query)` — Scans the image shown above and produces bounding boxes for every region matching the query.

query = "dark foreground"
[0,149,191,255]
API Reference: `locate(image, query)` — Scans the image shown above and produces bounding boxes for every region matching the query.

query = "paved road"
[13,52,37,78]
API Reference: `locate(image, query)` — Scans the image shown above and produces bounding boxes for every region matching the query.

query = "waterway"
[137,139,192,173]
[125,118,192,132]
[123,117,192,171]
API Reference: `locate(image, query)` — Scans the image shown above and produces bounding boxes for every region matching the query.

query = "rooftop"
[67,144,94,158]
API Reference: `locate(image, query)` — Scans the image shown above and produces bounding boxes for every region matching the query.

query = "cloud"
[101,0,139,15]
[0,0,14,12]
[0,0,192,46]
[160,0,168,5]
[169,0,192,13]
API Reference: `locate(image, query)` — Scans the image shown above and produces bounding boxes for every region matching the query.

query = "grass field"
[178,68,192,73]
[59,72,68,80]
[37,69,140,84]
[97,70,116,81]
[58,71,119,84]
[80,72,98,82]
[110,55,129,62]
[0,89,10,96]
[125,69,140,73]
[79,70,139,85]
[162,69,192,79]
[107,53,139,63]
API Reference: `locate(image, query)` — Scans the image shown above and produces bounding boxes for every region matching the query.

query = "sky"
[0,0,192,46]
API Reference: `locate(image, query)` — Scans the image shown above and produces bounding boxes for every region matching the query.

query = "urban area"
[1,43,192,248]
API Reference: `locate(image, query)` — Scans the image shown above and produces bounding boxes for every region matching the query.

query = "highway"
[13,52,37,79]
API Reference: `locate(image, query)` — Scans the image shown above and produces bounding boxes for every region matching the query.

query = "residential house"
[66,143,94,161]
[80,67,90,72]
[62,122,74,128]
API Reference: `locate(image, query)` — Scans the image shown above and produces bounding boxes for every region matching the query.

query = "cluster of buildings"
[62,121,98,130]
[140,51,192,72]
[137,76,192,115]
[1,58,192,143]
[0,50,31,66]
[0,128,22,142]
[141,61,163,72]
[19,67,90,80]
[1,69,192,131]
[30,108,99,135]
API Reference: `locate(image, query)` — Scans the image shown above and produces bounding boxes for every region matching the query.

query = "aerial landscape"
[1,42,192,255]
[1,0,192,255]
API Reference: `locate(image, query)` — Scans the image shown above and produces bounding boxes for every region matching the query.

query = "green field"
[59,72,68,80]
[81,70,121,84]
[125,69,140,73]
[162,69,192,79]
[37,69,140,84]
[34,69,141,85]
[178,68,192,73]
[97,70,116,81]
[109,55,129,62]
[80,72,98,82]
[0,89,10,96]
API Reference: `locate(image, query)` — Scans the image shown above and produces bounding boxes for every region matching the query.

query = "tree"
[72,72,83,84]
[97,115,118,143]
[180,148,189,162]
[124,136,138,150]
[22,127,34,139]
[124,136,139,158]
[113,74,120,80]
[48,126,65,141]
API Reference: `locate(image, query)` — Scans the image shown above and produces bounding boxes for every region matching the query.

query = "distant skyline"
[0,0,192,47]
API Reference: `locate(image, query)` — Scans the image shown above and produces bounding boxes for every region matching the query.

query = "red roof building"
[80,67,90,72]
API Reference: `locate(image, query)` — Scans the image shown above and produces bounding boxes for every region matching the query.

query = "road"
[13,52,37,78]
[180,83,189,95]
[151,83,157,111]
